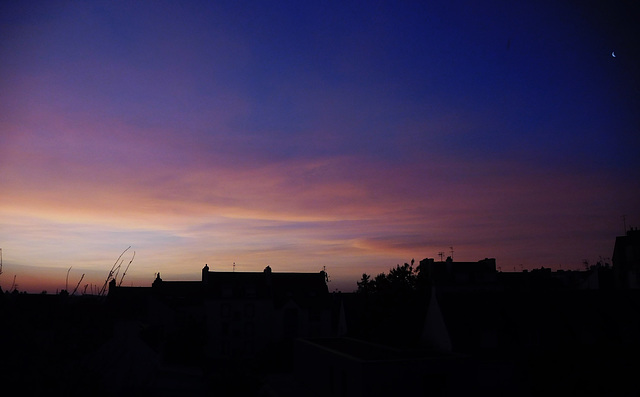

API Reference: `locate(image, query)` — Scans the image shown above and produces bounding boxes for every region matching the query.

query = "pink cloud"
[1,94,636,293]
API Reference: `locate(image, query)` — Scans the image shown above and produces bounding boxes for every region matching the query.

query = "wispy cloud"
[1,1,638,293]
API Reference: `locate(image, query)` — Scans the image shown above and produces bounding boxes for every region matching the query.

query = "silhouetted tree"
[387,262,416,294]
[354,260,426,347]
[357,273,373,294]
[373,272,389,294]
[357,261,423,297]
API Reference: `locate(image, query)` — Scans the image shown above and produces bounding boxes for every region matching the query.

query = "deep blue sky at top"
[1,0,639,291]
[189,0,639,168]
[4,0,636,169]
[206,0,635,168]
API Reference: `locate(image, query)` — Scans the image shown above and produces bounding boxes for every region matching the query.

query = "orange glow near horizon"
[1,1,638,293]
[1,152,630,293]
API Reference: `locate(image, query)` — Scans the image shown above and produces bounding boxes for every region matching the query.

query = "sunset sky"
[1,0,639,293]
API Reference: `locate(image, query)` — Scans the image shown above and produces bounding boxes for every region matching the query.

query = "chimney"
[202,264,210,284]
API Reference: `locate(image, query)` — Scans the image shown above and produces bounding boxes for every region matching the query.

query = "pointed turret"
[420,286,452,352]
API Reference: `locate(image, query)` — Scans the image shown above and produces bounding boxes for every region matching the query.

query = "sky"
[1,0,639,293]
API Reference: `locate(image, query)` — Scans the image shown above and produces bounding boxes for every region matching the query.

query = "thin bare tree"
[71,274,85,296]
[118,251,136,287]
[99,246,131,296]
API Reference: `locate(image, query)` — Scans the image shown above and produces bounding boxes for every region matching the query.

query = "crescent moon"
[612,51,616,58]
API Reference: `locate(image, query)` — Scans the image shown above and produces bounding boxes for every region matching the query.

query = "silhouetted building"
[419,257,497,289]
[109,265,332,361]
[613,227,640,288]
[199,265,332,359]
[496,266,613,291]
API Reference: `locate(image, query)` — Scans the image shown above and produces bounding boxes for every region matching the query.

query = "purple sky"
[1,0,639,293]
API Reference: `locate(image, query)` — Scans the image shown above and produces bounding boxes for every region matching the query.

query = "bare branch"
[118,251,136,287]
[99,246,131,296]
[71,274,85,296]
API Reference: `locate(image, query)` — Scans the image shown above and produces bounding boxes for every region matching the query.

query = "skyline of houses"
[2,228,639,395]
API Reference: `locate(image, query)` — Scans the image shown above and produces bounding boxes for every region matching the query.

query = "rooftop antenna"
[438,251,444,262]
[450,246,454,261]
[233,262,236,272]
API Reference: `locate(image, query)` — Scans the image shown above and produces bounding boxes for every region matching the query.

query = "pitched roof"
[110,268,330,309]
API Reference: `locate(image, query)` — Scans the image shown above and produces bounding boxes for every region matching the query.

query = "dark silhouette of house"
[419,257,498,289]
[324,285,640,396]
[109,265,333,362]
[613,227,640,288]
[8,229,640,396]
[326,246,640,396]
[418,256,613,292]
